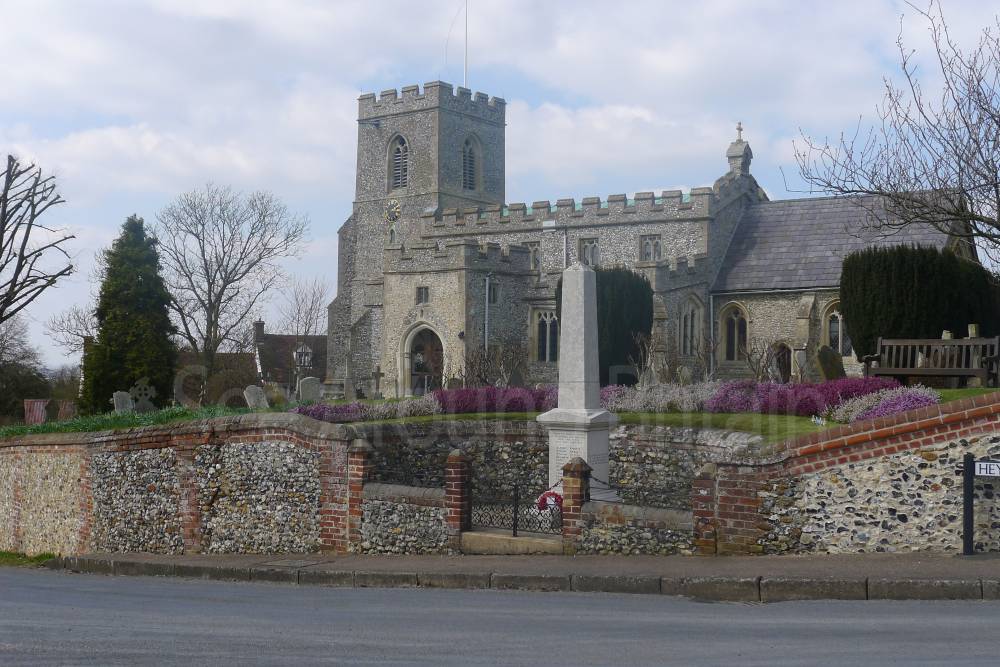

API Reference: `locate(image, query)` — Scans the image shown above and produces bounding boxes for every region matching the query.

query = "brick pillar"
[691,462,718,556]
[176,448,202,553]
[347,438,373,551]
[561,457,591,556]
[445,449,470,551]
[317,444,347,553]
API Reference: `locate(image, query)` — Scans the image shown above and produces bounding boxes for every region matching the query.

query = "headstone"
[129,377,157,413]
[243,385,269,410]
[942,330,953,340]
[112,391,134,414]
[297,376,321,402]
[371,366,385,399]
[969,323,981,338]
[23,399,49,425]
[537,263,617,490]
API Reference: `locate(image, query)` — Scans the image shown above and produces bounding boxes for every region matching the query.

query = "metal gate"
[470,484,562,536]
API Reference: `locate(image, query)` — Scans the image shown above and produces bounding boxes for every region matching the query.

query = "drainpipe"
[484,272,492,350]
[709,293,716,379]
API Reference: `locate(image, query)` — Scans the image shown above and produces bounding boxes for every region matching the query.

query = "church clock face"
[383,199,401,223]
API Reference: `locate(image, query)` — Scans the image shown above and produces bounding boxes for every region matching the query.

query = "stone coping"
[362,483,446,506]
[582,500,692,531]
[0,412,356,450]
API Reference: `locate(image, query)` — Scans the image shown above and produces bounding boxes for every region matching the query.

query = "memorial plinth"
[537,263,617,488]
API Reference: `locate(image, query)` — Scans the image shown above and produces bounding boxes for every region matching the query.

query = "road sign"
[975,461,1000,477]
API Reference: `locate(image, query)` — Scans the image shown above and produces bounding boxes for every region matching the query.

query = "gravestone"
[297,376,321,402]
[243,385,269,410]
[129,378,157,413]
[537,263,617,489]
[112,391,134,414]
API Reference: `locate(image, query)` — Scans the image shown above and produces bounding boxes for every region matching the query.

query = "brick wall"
[693,392,1000,554]
[0,413,354,556]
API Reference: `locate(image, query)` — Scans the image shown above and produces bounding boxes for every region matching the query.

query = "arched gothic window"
[825,303,853,357]
[535,310,559,363]
[722,305,748,362]
[388,224,397,245]
[390,136,408,190]
[641,235,662,262]
[680,298,702,356]
[462,137,479,191]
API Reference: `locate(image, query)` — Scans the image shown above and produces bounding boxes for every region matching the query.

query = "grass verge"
[0,551,55,567]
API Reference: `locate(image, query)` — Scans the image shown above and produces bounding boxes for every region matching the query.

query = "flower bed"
[704,377,900,417]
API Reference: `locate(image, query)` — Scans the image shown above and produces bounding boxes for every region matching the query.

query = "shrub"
[600,382,720,413]
[432,386,553,414]
[828,385,940,423]
[290,395,442,424]
[840,245,1000,359]
[816,345,846,380]
[705,377,900,417]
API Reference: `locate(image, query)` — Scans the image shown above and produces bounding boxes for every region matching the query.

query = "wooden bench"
[863,337,1000,387]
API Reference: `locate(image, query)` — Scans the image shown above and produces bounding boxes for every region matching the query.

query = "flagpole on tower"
[464,0,468,87]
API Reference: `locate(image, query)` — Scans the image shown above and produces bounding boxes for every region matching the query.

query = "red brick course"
[692,391,1000,555]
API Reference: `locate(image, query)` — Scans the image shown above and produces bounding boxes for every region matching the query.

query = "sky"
[2,0,996,367]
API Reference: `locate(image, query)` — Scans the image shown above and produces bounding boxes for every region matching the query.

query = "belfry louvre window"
[416,286,429,304]
[535,310,559,363]
[462,138,477,191]
[641,235,662,261]
[391,136,408,189]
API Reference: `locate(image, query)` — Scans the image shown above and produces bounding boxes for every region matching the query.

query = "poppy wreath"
[536,490,563,511]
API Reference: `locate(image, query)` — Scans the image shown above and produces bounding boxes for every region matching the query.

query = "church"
[325,81,969,398]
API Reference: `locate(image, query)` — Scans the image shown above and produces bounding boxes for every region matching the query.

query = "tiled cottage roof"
[712,196,955,292]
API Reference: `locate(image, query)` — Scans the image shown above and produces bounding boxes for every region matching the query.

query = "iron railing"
[471,484,562,536]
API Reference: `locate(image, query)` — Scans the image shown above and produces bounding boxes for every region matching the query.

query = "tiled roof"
[713,196,953,292]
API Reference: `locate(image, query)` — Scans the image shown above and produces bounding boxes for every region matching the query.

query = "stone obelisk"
[537,262,617,488]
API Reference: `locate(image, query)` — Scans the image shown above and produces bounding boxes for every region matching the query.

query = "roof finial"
[736,121,743,142]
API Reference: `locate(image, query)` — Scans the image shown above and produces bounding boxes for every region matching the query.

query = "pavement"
[43,550,1000,602]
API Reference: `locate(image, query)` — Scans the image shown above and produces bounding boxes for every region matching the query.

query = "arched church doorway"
[410,328,443,395]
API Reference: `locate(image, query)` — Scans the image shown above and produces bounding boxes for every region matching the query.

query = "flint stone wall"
[91,448,184,553]
[0,450,85,555]
[196,441,321,554]
[358,421,752,509]
[359,483,450,554]
[577,501,694,556]
[758,435,1000,554]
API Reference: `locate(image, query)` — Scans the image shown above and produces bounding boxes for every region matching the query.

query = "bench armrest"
[861,354,881,364]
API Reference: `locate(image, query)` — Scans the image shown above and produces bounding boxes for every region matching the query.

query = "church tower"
[328,81,506,395]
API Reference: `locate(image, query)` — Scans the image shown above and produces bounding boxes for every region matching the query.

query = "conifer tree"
[81,216,177,413]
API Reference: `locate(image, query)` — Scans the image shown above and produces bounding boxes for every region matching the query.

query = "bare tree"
[155,184,308,379]
[0,155,73,324]
[278,276,330,338]
[460,336,529,388]
[0,314,40,367]
[629,332,671,387]
[795,3,1000,262]
[45,304,97,354]
[743,337,781,383]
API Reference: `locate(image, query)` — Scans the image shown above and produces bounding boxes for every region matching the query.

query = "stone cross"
[297,376,321,402]
[736,121,743,141]
[537,262,616,489]
[112,391,135,414]
[243,385,269,410]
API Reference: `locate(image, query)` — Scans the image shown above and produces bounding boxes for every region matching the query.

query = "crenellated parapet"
[383,239,530,274]
[359,81,505,125]
[419,187,715,234]
[654,253,712,291]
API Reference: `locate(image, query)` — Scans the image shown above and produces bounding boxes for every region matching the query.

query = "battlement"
[359,81,505,124]
[659,253,711,283]
[420,187,715,233]
[384,239,530,274]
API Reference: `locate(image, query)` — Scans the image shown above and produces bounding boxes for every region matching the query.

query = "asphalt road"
[2,568,1000,666]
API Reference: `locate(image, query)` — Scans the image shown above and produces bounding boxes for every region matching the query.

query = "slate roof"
[712,196,955,292]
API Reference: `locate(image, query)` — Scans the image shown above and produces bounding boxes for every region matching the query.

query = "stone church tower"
[327,82,507,395]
